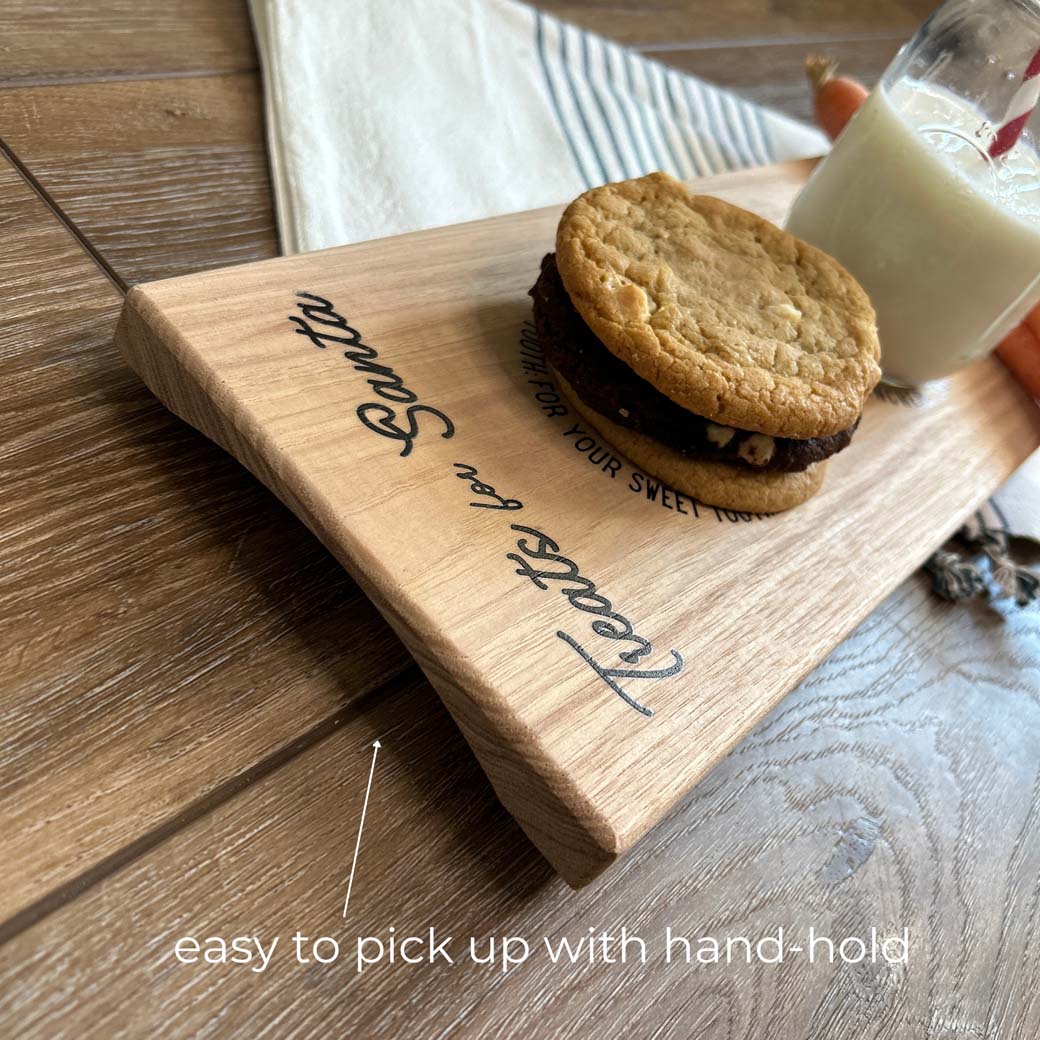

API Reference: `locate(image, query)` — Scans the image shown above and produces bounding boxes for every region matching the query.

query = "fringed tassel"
[993,562,1040,606]
[924,510,1040,607]
[924,549,988,602]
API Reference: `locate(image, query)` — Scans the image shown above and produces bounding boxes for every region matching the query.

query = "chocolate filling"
[529,253,856,473]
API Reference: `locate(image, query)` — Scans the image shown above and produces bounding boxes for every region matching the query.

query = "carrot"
[996,321,1040,400]
[1025,301,1040,343]
[805,55,869,141]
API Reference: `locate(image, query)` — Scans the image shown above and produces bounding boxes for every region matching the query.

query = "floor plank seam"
[0,66,258,90]
[0,663,422,947]
[0,135,129,294]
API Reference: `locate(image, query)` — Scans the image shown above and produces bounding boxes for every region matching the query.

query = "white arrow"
[342,739,381,918]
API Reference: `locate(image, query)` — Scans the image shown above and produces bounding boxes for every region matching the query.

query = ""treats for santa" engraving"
[289,290,455,456]
[507,523,683,717]
[451,461,683,716]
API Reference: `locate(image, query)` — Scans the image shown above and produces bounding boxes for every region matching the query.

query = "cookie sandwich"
[530,172,881,512]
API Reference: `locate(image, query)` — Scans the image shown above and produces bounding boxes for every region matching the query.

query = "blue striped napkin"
[528,10,822,189]
[249,0,826,253]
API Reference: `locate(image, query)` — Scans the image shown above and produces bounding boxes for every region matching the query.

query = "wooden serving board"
[116,160,1040,887]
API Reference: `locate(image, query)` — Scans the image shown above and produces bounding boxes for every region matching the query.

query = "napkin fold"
[248,0,826,253]
[248,0,1039,604]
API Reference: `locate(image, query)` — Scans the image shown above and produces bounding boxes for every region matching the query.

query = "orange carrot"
[996,321,1040,400]
[1025,301,1040,343]
[806,56,868,141]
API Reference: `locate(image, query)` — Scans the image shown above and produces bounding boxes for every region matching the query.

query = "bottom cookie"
[553,369,826,513]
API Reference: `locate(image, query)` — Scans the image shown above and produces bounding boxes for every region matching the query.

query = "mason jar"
[786,0,1040,386]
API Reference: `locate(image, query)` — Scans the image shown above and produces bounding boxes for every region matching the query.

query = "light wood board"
[115,160,1040,887]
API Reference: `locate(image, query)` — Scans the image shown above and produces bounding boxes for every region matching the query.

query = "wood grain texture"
[0,0,931,88]
[0,1,256,86]
[0,155,411,923]
[0,74,277,284]
[115,162,1040,886]
[1,578,1037,1039]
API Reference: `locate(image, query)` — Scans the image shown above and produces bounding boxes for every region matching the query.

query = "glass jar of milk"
[786,0,1040,387]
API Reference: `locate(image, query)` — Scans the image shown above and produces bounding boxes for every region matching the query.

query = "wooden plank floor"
[2,1,1039,1036]
[0,154,413,921]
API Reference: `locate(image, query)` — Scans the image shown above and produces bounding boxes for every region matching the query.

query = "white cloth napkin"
[249,0,1040,599]
[248,0,826,253]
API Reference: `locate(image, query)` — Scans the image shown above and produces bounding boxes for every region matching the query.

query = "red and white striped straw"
[989,45,1040,158]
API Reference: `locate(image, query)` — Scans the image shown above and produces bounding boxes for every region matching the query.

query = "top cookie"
[554,172,880,439]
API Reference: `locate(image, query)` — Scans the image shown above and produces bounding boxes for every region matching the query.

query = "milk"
[787,81,1040,385]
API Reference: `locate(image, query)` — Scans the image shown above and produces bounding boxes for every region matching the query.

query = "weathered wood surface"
[0,155,410,922]
[0,74,278,284]
[0,1,257,85]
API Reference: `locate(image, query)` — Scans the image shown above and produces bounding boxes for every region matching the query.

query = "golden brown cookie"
[555,172,880,439]
[555,370,825,513]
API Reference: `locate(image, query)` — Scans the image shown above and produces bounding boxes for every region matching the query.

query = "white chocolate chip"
[738,433,775,466]
[618,407,630,418]
[611,282,652,322]
[706,422,736,448]
[769,302,802,322]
